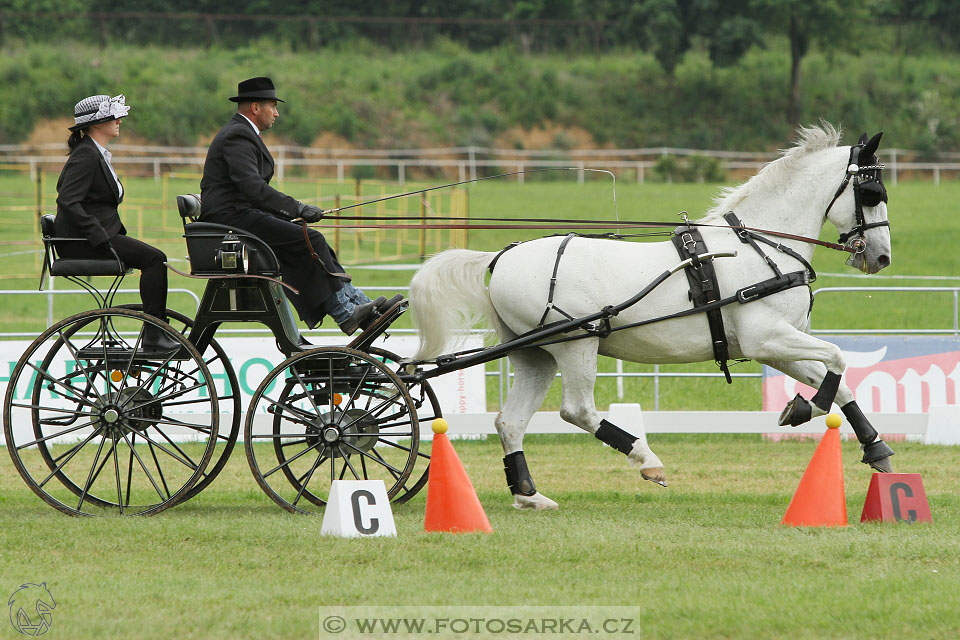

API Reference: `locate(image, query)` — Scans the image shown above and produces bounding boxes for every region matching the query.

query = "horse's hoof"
[860,438,893,473]
[778,393,812,427]
[641,467,668,487]
[512,492,559,511]
[862,439,895,473]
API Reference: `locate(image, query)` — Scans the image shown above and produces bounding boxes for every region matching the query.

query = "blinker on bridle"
[823,138,890,254]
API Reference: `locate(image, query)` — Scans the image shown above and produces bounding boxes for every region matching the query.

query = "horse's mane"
[700,122,842,221]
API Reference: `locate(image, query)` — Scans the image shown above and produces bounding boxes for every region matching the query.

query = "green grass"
[1,434,959,639]
[2,175,960,412]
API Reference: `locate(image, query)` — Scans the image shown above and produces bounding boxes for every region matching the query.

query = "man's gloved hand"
[297,202,325,223]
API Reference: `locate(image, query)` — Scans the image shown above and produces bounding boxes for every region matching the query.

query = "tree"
[750,0,867,125]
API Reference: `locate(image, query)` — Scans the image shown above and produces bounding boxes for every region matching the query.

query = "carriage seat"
[177,194,282,277]
[40,214,127,277]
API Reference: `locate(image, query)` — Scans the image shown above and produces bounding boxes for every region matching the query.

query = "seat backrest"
[40,214,56,238]
[177,194,202,223]
[183,222,282,276]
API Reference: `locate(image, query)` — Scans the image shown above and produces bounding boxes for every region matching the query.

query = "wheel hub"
[303,408,379,458]
[95,387,162,436]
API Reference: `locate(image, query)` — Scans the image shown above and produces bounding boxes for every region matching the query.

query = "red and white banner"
[763,336,960,413]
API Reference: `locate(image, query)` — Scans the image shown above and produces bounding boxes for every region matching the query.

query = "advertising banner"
[762,335,960,413]
[0,334,486,418]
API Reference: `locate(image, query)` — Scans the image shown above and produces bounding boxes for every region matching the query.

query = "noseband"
[823,142,890,253]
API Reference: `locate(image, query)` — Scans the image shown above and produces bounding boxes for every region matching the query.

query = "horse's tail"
[410,249,498,360]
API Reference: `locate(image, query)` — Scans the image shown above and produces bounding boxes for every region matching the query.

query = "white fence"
[3,143,960,185]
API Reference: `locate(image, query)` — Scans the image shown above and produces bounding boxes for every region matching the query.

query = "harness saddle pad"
[670,226,733,383]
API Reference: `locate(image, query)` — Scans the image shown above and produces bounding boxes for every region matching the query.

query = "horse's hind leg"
[496,341,560,510]
[545,338,666,486]
[762,358,894,472]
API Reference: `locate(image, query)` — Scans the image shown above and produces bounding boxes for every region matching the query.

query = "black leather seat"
[40,214,127,277]
[177,194,282,277]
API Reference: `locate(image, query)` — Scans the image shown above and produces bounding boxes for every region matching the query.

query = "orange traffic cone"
[781,414,848,527]
[424,419,493,534]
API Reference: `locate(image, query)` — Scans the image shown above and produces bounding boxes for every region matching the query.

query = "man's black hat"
[229,77,285,103]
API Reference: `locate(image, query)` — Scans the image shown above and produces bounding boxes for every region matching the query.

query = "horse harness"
[489,212,816,382]
[671,212,815,382]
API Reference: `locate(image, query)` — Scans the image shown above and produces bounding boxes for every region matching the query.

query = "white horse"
[409,124,894,510]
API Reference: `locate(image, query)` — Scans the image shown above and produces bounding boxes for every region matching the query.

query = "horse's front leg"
[761,357,895,472]
[545,339,666,486]
[496,340,560,510]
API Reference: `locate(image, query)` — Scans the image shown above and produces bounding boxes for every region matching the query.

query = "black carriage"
[3,196,439,516]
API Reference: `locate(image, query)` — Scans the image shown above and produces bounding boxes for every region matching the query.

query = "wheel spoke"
[370,449,403,481]
[288,364,326,419]
[16,420,99,450]
[76,434,109,512]
[339,440,404,476]
[262,440,324,479]
[55,327,107,404]
[37,428,103,488]
[340,446,361,480]
[22,361,100,410]
[118,430,167,503]
[112,435,124,514]
[333,365,372,425]
[291,451,327,506]
[149,441,172,499]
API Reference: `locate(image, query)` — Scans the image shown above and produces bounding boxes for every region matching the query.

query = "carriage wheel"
[117,305,241,500]
[366,347,439,505]
[244,347,419,514]
[3,308,219,516]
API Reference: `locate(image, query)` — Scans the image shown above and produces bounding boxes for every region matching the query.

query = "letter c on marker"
[351,489,379,533]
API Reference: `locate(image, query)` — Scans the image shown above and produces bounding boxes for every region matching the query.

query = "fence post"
[334,194,341,256]
[419,194,427,260]
[35,171,42,217]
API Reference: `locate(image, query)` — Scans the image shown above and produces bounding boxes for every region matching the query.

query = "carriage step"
[348,298,408,352]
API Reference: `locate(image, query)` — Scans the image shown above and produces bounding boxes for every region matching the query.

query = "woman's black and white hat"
[69,94,131,131]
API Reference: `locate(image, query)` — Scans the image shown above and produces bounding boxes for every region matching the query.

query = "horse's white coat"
[410,124,892,508]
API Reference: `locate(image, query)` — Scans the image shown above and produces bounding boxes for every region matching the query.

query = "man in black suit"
[199,77,392,334]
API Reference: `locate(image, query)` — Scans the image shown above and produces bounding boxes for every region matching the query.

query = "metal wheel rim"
[244,347,420,514]
[4,308,219,516]
[366,347,439,505]
[117,304,241,500]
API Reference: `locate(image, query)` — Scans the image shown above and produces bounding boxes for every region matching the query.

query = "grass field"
[1,434,959,638]
[2,174,959,412]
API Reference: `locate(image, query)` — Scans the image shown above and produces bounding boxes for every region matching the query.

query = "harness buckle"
[738,286,760,303]
[681,232,696,252]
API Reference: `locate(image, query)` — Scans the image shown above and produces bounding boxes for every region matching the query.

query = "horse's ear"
[861,132,883,158]
[857,132,868,145]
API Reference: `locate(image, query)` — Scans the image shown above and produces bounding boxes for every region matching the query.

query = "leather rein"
[310,214,857,254]
[299,148,894,258]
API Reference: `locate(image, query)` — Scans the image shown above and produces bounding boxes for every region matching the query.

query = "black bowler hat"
[229,77,285,103]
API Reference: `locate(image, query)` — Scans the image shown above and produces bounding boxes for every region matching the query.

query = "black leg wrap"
[840,401,879,445]
[595,419,638,455]
[778,393,812,427]
[503,451,536,496]
[811,371,841,412]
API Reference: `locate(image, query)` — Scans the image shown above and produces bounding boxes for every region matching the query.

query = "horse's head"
[824,131,892,274]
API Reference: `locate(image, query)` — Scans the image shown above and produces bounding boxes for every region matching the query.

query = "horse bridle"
[823,142,890,253]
